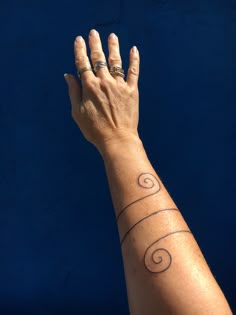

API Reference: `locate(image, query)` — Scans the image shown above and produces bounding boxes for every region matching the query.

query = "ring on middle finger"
[93,61,108,73]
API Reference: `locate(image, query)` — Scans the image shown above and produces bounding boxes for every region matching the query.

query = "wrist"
[97,133,145,161]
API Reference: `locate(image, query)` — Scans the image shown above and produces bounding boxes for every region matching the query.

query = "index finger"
[74,36,95,82]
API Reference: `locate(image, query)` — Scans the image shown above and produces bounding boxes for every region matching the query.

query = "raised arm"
[64,29,233,315]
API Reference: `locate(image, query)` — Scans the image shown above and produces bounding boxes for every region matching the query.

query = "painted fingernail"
[110,33,116,39]
[132,46,138,54]
[76,36,84,42]
[90,29,98,37]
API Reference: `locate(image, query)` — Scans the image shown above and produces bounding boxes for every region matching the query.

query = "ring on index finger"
[77,66,93,79]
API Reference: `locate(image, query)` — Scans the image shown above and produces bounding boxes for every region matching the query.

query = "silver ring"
[109,64,125,78]
[94,61,108,73]
[110,64,123,71]
[77,66,93,79]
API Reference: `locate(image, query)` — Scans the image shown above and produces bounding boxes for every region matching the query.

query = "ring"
[109,64,125,78]
[77,66,93,79]
[94,61,108,73]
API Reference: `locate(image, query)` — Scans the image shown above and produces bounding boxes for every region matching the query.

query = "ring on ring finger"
[109,64,125,78]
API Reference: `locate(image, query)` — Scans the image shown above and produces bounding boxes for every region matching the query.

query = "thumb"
[64,73,82,108]
[64,73,71,86]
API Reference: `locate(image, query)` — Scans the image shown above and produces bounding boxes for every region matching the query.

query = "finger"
[64,73,82,112]
[89,29,110,79]
[74,36,95,83]
[126,46,140,88]
[108,33,124,82]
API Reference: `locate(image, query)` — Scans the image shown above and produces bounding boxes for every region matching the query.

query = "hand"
[64,29,141,155]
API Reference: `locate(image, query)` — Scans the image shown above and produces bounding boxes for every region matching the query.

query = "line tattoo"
[144,230,192,273]
[120,208,180,246]
[116,173,161,222]
[116,172,192,274]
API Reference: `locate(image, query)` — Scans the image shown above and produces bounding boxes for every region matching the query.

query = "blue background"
[1,0,235,314]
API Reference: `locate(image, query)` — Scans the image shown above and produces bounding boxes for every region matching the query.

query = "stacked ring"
[110,64,125,78]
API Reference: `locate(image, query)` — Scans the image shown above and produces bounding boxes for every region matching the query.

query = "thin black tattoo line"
[116,173,161,222]
[144,230,192,273]
[120,208,179,246]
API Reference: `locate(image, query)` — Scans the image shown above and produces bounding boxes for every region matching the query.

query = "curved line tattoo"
[144,230,192,273]
[116,173,161,222]
[120,208,179,246]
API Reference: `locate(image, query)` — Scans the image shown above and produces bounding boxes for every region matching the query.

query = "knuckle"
[86,79,98,91]
[128,78,138,90]
[91,50,103,60]
[75,55,89,65]
[108,56,121,65]
[132,87,139,96]
[128,84,135,93]
[100,77,112,90]
[80,105,86,115]
[129,66,139,76]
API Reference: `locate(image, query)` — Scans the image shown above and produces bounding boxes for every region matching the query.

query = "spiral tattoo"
[116,173,161,221]
[144,230,192,273]
[118,172,192,274]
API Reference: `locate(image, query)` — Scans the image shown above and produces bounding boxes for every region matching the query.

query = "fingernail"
[75,36,84,42]
[110,33,116,39]
[90,29,98,37]
[132,46,138,54]
[64,73,70,85]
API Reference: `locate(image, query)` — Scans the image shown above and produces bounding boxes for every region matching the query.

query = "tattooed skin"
[116,173,161,221]
[118,173,192,274]
[144,230,192,273]
[120,208,180,245]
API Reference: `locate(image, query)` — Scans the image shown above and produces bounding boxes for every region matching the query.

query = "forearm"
[101,136,232,315]
[66,29,232,315]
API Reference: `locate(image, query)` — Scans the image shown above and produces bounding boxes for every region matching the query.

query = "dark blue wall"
[1,0,235,314]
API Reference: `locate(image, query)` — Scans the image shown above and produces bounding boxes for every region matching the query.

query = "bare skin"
[64,29,233,315]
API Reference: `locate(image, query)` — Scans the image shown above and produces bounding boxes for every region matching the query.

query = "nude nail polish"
[90,29,98,37]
